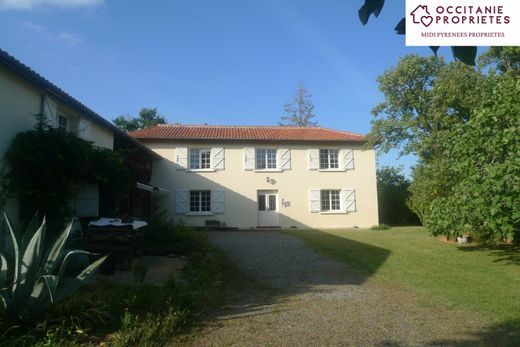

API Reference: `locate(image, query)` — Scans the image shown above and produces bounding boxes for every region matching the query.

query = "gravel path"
[180,231,488,346]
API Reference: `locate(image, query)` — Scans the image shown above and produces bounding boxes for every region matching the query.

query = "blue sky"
[0,0,477,175]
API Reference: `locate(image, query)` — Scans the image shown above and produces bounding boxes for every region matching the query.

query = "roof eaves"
[0,48,161,160]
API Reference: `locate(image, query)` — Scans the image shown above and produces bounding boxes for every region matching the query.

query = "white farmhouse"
[130,125,379,229]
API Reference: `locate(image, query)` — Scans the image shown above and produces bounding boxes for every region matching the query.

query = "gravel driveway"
[180,231,487,346]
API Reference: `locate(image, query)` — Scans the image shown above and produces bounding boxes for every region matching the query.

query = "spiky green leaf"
[56,255,107,302]
[3,213,19,293]
[57,250,100,281]
[0,252,7,288]
[31,275,58,303]
[41,219,73,275]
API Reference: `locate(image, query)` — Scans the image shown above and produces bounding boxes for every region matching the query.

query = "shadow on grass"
[423,318,520,347]
[458,243,520,266]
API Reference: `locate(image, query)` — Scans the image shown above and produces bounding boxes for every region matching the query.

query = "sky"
[0,0,479,175]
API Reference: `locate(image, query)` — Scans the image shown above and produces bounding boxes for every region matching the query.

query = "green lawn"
[285,227,520,327]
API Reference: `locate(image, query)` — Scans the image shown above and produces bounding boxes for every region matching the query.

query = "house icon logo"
[410,5,433,27]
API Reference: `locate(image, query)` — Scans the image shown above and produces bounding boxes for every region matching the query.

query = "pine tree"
[280,82,318,127]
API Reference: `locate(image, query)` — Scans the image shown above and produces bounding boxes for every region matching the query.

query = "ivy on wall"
[2,115,133,232]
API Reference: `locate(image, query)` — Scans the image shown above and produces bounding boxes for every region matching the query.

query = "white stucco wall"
[144,141,379,229]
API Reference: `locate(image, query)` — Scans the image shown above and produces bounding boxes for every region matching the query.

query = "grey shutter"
[175,190,189,214]
[43,96,57,127]
[342,149,354,170]
[211,190,225,214]
[309,189,321,213]
[176,147,188,170]
[78,119,91,140]
[244,147,255,170]
[308,149,319,170]
[75,184,99,217]
[277,148,291,171]
[211,147,225,171]
[341,189,356,212]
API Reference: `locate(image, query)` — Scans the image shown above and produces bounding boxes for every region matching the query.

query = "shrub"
[0,213,106,324]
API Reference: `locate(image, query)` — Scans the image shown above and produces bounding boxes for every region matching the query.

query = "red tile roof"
[129,125,366,143]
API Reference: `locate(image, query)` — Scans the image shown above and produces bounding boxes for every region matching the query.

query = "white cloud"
[20,21,85,46]
[22,21,45,32]
[0,0,103,11]
[58,31,83,46]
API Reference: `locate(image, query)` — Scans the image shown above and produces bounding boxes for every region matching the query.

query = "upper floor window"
[321,189,340,212]
[189,190,211,212]
[190,148,211,170]
[256,148,277,170]
[58,115,68,130]
[319,149,339,169]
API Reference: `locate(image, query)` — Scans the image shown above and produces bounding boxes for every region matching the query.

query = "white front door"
[257,191,279,227]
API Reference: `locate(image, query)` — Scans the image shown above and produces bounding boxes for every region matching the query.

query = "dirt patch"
[95,256,186,286]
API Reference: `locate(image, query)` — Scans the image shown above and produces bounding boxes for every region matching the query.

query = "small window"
[256,148,277,169]
[190,190,211,212]
[58,115,68,130]
[319,149,339,169]
[190,148,211,170]
[321,190,340,211]
[258,195,266,211]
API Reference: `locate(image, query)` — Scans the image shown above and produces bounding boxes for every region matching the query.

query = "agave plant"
[0,213,106,322]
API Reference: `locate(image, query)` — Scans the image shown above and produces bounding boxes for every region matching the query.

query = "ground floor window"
[321,190,340,211]
[190,190,211,212]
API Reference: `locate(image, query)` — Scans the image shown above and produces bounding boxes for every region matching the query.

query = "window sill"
[318,169,346,172]
[254,169,282,173]
[186,212,215,216]
[187,169,216,173]
[320,211,347,215]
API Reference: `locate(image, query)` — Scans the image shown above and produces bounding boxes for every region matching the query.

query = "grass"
[285,227,520,326]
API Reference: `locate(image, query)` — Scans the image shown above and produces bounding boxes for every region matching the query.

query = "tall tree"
[370,50,520,243]
[280,82,318,127]
[113,107,166,132]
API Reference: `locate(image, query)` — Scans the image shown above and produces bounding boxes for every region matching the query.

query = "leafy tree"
[280,82,318,127]
[479,47,520,75]
[417,75,520,242]
[371,49,520,243]
[113,107,166,132]
[368,55,488,158]
[357,0,478,65]
[377,166,419,226]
